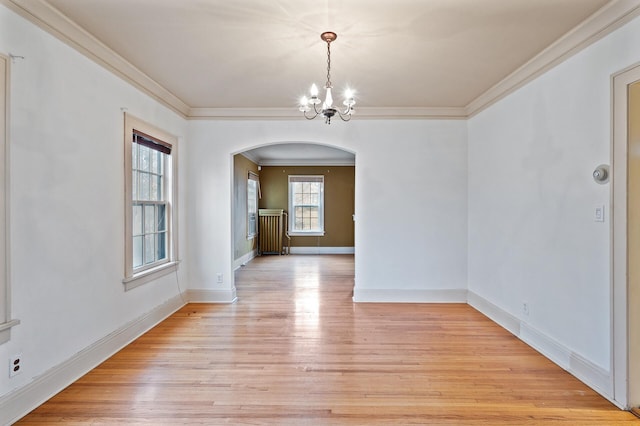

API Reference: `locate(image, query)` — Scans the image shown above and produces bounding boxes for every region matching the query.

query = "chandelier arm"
[304,110,319,120]
[336,110,352,122]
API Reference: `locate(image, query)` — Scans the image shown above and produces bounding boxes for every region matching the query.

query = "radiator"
[259,209,287,255]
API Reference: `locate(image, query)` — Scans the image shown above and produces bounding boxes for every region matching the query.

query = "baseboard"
[185,288,237,303]
[467,291,521,336]
[569,351,613,398]
[468,290,614,403]
[520,322,571,369]
[233,249,257,270]
[289,246,355,255]
[0,294,185,426]
[353,288,468,303]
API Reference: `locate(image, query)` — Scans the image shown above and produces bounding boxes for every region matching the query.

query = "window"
[123,114,178,290]
[247,172,259,239]
[0,54,18,344]
[288,175,324,236]
[132,133,169,269]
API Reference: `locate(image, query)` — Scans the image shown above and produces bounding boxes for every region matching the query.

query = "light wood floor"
[18,255,638,424]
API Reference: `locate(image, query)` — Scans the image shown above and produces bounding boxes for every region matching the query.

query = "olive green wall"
[259,166,354,247]
[233,154,259,260]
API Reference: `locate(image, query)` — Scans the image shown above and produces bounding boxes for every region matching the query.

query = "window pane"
[139,145,150,172]
[133,236,143,268]
[157,204,166,232]
[132,171,138,200]
[156,175,163,201]
[150,174,158,201]
[157,231,166,261]
[132,143,138,170]
[247,179,257,214]
[294,206,303,230]
[144,234,155,264]
[140,172,150,200]
[133,204,143,235]
[151,150,159,174]
[144,204,155,233]
[249,215,256,235]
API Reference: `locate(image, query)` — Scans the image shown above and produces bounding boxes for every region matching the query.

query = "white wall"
[468,13,640,394]
[0,3,188,403]
[187,119,468,303]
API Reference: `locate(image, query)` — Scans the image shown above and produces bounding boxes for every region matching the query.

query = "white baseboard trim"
[468,290,614,403]
[0,294,185,426]
[185,288,238,303]
[520,322,571,369]
[467,290,521,336]
[289,246,355,255]
[233,250,257,270]
[353,288,467,303]
[570,351,613,399]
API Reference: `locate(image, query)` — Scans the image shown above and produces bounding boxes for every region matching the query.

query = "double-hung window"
[247,172,259,239]
[124,114,178,290]
[288,175,324,236]
[132,133,169,269]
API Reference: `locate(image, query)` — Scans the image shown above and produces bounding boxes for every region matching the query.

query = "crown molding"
[240,151,260,164]
[187,106,468,120]
[1,0,190,118]
[465,0,640,117]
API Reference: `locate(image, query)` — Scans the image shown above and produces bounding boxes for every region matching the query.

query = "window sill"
[123,261,179,291]
[289,231,325,237]
[0,319,20,345]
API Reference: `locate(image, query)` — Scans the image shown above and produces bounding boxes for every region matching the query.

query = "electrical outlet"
[9,354,22,377]
[216,273,223,283]
[523,302,530,316]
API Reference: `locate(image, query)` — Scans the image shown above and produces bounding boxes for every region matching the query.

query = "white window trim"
[123,113,179,290]
[247,172,259,240]
[288,175,325,237]
[0,54,18,344]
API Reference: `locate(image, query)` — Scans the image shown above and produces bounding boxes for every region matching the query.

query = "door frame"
[612,62,640,409]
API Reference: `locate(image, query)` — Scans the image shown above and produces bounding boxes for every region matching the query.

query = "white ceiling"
[46,0,609,110]
[5,0,637,163]
[7,0,624,117]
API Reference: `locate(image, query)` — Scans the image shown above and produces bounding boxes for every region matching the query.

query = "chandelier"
[299,32,356,124]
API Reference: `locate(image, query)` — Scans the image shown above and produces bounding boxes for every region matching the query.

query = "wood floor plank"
[16,254,638,424]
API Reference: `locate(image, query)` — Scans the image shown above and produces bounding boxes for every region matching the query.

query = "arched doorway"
[231,141,356,270]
